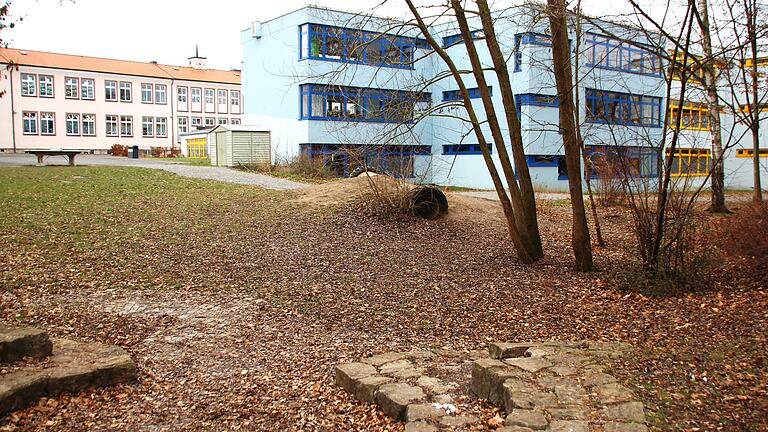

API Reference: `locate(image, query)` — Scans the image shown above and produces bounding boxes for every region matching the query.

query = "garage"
[208,125,271,167]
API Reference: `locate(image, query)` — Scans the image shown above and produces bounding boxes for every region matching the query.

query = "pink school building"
[0,47,242,153]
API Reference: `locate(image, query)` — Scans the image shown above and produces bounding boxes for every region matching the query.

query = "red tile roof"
[0,47,241,85]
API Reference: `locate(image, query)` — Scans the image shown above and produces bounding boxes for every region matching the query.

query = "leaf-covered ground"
[0,167,765,431]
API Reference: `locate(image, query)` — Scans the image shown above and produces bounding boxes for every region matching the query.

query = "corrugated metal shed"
[208,125,271,167]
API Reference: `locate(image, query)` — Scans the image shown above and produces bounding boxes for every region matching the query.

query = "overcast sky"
[4,0,642,70]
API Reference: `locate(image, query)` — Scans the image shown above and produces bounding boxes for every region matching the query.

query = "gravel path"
[0,153,308,190]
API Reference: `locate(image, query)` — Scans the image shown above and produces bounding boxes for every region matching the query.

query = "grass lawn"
[0,166,765,431]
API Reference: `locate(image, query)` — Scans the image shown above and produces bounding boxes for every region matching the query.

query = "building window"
[177,86,188,111]
[666,148,711,176]
[66,113,80,135]
[585,88,662,127]
[38,75,54,97]
[191,117,202,128]
[668,100,709,131]
[178,117,188,134]
[735,148,768,157]
[299,84,430,123]
[298,23,426,69]
[739,102,768,113]
[218,118,228,125]
[105,80,118,101]
[525,155,568,179]
[204,88,215,112]
[119,81,132,102]
[22,111,38,134]
[230,118,241,125]
[40,112,55,135]
[141,83,154,103]
[191,87,202,110]
[514,93,559,120]
[584,145,659,178]
[301,143,428,178]
[585,33,661,77]
[155,84,167,104]
[155,117,167,137]
[217,89,228,113]
[667,52,723,84]
[442,30,485,48]
[442,143,492,155]
[142,116,154,137]
[230,90,241,113]
[442,87,491,101]
[82,114,96,136]
[516,32,553,47]
[21,74,37,96]
[81,78,95,100]
[204,117,216,127]
[106,115,119,137]
[65,77,79,99]
[120,115,133,137]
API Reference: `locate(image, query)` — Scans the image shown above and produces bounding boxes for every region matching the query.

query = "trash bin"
[129,145,139,159]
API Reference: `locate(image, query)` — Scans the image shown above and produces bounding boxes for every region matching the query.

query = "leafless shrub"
[242,153,336,181]
[592,157,627,207]
[711,201,768,285]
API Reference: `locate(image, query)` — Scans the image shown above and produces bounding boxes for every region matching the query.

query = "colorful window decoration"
[666,148,711,176]
[668,100,709,131]
[299,23,428,69]
[299,84,431,123]
[585,88,662,127]
[736,148,768,157]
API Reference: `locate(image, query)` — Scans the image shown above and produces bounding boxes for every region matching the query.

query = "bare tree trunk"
[696,0,729,212]
[547,0,593,271]
[745,0,763,202]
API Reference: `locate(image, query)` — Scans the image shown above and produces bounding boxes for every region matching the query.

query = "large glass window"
[155,84,167,104]
[105,80,118,101]
[82,114,96,136]
[66,113,80,135]
[585,33,662,76]
[65,77,79,99]
[120,115,133,137]
[142,116,154,137]
[22,111,38,134]
[442,87,491,101]
[584,145,659,178]
[155,117,167,137]
[141,83,154,103]
[81,78,95,100]
[442,143,493,155]
[230,90,241,113]
[21,74,37,96]
[666,148,711,176]
[119,81,132,102]
[668,100,709,131]
[40,112,55,135]
[585,88,662,127]
[299,84,430,123]
[217,89,228,113]
[191,87,202,111]
[299,23,426,69]
[442,30,485,48]
[106,115,119,137]
[204,88,215,112]
[178,117,188,134]
[39,75,54,97]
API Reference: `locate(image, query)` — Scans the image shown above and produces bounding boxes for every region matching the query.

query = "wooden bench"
[25,150,87,167]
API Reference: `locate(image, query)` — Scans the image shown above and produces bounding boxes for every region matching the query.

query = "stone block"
[548,420,589,432]
[546,406,589,420]
[604,402,646,423]
[439,415,479,427]
[581,371,618,387]
[554,384,587,405]
[593,383,635,405]
[471,358,519,405]
[605,422,649,432]
[379,359,413,376]
[334,362,377,395]
[498,427,535,432]
[489,343,531,359]
[376,383,426,421]
[504,357,553,373]
[417,376,455,395]
[362,352,410,367]
[406,403,444,422]
[505,389,558,412]
[405,421,438,432]
[0,325,52,363]
[354,375,392,404]
[505,409,548,430]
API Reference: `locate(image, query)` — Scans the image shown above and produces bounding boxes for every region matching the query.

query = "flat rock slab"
[0,337,136,417]
[0,325,52,363]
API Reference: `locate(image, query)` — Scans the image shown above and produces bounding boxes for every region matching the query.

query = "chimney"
[188,44,207,69]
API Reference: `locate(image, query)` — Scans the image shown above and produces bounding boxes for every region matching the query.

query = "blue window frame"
[298,23,427,70]
[585,88,662,127]
[516,32,553,47]
[584,145,660,178]
[584,33,662,77]
[442,29,485,48]
[442,86,491,102]
[300,143,430,178]
[515,93,559,118]
[442,143,493,155]
[299,84,431,123]
[525,155,569,179]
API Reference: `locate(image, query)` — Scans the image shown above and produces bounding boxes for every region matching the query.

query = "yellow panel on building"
[186,137,208,159]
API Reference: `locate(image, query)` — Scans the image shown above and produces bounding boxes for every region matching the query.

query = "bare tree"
[546,0,593,271]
